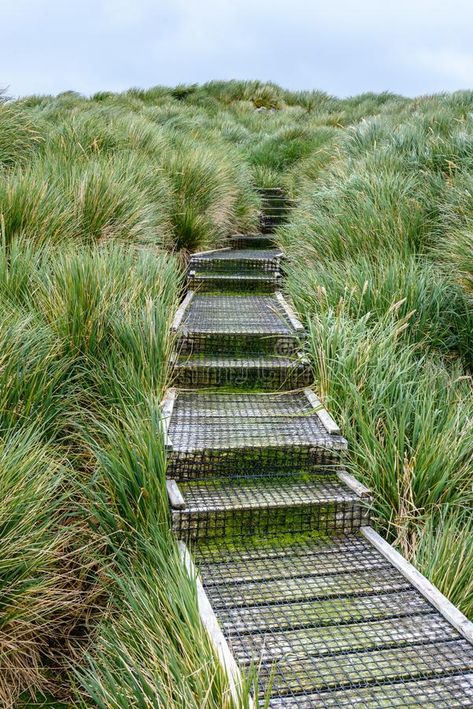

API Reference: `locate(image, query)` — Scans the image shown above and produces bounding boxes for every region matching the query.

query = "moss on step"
[193,529,330,555]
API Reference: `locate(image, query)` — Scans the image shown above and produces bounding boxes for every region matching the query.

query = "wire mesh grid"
[194,531,370,563]
[173,353,312,389]
[190,251,282,277]
[187,271,281,293]
[257,188,294,233]
[256,640,473,699]
[178,294,293,333]
[194,534,473,705]
[266,674,473,708]
[228,234,276,249]
[231,613,460,665]
[172,474,369,541]
[201,561,405,609]
[175,294,302,355]
[176,331,301,356]
[217,590,435,635]
[166,391,347,479]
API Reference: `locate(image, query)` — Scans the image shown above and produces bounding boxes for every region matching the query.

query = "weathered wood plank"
[160,387,177,450]
[230,613,458,664]
[257,640,473,695]
[178,542,254,707]
[166,479,186,509]
[199,544,384,585]
[194,535,368,565]
[268,673,473,707]
[206,566,409,609]
[362,526,473,644]
[304,387,341,434]
[337,470,371,498]
[171,291,194,330]
[218,589,433,635]
[274,291,305,331]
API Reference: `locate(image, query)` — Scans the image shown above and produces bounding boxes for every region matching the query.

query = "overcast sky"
[2,0,473,98]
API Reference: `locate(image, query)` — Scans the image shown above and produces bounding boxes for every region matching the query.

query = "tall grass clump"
[0,235,233,706]
[279,161,436,262]
[77,408,235,707]
[286,255,473,367]
[278,90,473,616]
[292,302,473,614]
[0,99,42,167]
[161,136,259,252]
[0,429,88,706]
[303,310,473,585]
[435,170,473,295]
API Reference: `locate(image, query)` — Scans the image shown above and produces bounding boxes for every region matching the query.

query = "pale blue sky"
[2,0,473,98]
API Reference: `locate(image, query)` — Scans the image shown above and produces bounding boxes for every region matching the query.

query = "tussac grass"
[277,93,473,619]
[0,83,473,705]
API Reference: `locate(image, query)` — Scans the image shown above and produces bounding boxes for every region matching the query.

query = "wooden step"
[217,589,434,635]
[192,533,473,704]
[169,474,369,542]
[267,675,473,708]
[165,389,347,479]
[172,352,312,389]
[227,234,276,249]
[189,247,283,274]
[233,613,460,665]
[187,270,281,293]
[173,292,304,356]
[257,640,473,696]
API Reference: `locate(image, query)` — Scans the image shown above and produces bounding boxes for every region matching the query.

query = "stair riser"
[174,362,312,389]
[187,275,280,293]
[189,259,281,274]
[261,216,288,224]
[228,236,276,249]
[173,502,369,542]
[176,333,302,356]
[167,448,346,481]
[261,221,288,233]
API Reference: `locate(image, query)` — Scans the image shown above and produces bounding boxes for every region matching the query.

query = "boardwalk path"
[164,189,473,706]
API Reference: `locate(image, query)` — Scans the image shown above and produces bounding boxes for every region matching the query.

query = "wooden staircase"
[163,189,473,706]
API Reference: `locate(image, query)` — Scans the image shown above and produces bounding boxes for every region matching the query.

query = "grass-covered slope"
[0,82,472,706]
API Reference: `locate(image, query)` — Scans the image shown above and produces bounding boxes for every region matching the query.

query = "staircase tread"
[194,532,368,562]
[167,390,346,453]
[266,674,473,708]
[177,475,360,512]
[217,589,435,634]
[196,533,473,701]
[257,640,473,696]
[191,248,282,260]
[195,534,422,613]
[231,613,459,665]
[177,294,296,335]
[174,354,305,367]
[189,271,280,280]
[197,540,385,586]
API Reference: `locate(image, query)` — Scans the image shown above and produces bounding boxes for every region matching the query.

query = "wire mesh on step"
[171,474,369,542]
[166,390,347,480]
[188,271,281,294]
[257,187,296,234]
[172,353,312,389]
[175,294,302,355]
[190,248,283,274]
[194,534,473,706]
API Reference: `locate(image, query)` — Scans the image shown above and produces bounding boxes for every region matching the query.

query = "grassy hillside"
[0,82,472,706]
